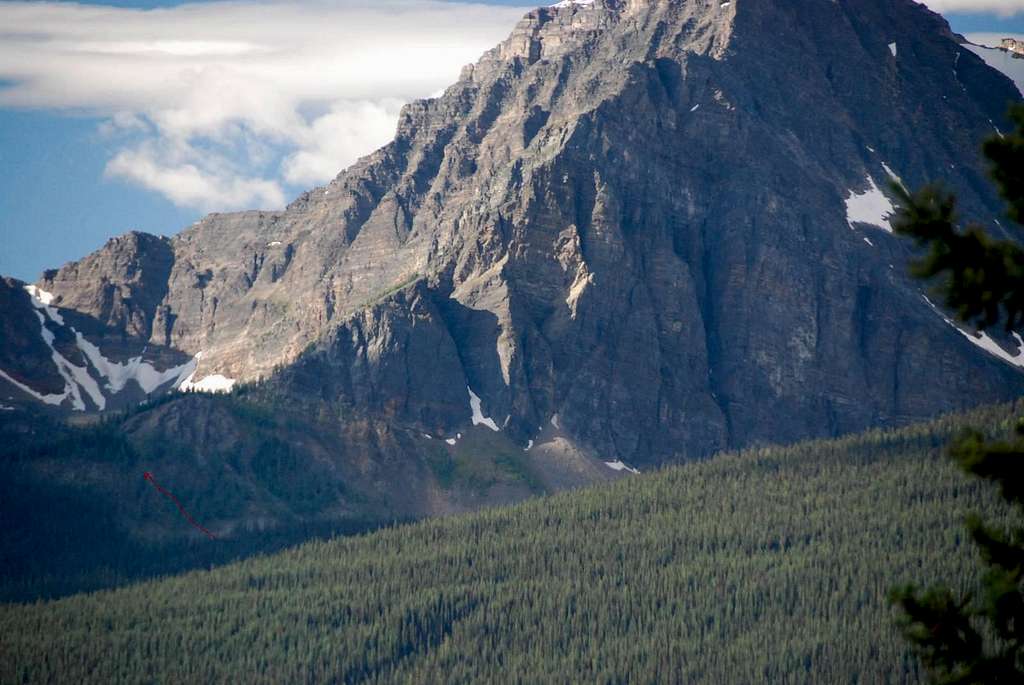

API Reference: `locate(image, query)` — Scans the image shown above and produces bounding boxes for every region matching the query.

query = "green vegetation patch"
[428,428,544,494]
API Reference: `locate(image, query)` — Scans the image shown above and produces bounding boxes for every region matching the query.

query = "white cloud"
[106,142,287,211]
[922,0,1024,16]
[283,98,408,186]
[0,0,530,210]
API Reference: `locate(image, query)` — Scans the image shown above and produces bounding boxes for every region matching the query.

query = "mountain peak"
[1,0,1021,467]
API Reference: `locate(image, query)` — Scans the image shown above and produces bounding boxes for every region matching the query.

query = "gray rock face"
[40,232,174,343]
[3,0,1024,466]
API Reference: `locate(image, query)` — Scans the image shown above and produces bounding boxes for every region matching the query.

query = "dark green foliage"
[891,104,1024,332]
[889,104,1024,683]
[0,402,1018,684]
[0,394,389,603]
[424,445,458,488]
[251,437,346,514]
[890,423,1024,684]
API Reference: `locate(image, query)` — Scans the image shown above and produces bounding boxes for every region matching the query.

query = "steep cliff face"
[3,0,1023,468]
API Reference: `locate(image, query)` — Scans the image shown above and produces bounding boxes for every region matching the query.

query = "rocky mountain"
[2,0,1024,569]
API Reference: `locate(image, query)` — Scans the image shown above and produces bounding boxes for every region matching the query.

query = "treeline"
[1,401,1020,683]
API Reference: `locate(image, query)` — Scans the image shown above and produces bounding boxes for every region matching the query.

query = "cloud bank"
[0,0,530,211]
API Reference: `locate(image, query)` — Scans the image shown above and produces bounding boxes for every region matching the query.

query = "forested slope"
[2,402,1020,683]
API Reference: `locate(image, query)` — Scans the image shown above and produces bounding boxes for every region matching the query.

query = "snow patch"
[551,0,593,7]
[888,42,897,57]
[4,295,92,409]
[845,175,894,232]
[26,310,93,411]
[24,285,55,306]
[25,285,64,325]
[524,439,534,452]
[17,305,104,411]
[605,460,640,475]
[468,386,500,431]
[881,162,902,188]
[445,437,457,446]
[690,104,700,112]
[550,414,560,429]
[15,284,200,411]
[75,333,196,395]
[863,237,874,246]
[65,354,105,410]
[36,311,55,346]
[179,373,236,393]
[267,241,282,247]
[923,296,1024,369]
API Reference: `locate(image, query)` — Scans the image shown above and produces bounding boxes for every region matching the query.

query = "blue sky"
[1,0,1022,283]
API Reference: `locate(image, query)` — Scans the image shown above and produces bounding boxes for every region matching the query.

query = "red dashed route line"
[143,471,217,540]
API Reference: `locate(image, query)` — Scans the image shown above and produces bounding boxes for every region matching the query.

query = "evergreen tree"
[890,103,1024,684]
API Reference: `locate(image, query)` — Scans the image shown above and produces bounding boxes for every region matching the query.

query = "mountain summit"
[2,0,1022,474]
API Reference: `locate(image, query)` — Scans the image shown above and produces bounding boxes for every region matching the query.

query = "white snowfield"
[75,333,195,396]
[845,175,895,232]
[179,373,237,393]
[605,460,640,475]
[881,162,902,187]
[923,296,1024,369]
[15,286,102,411]
[24,285,54,307]
[0,285,233,411]
[551,0,594,8]
[176,350,236,394]
[468,386,500,431]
